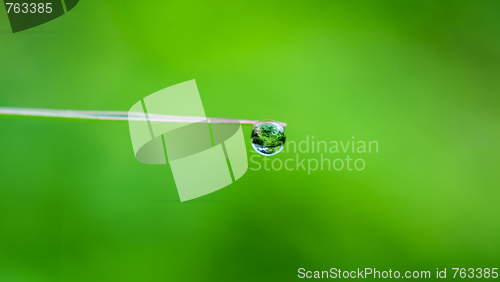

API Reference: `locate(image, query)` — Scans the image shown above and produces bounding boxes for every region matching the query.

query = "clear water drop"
[251,121,286,156]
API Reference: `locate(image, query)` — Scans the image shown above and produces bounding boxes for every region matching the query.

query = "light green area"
[0,1,499,281]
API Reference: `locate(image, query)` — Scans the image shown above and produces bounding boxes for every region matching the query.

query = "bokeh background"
[1,1,499,281]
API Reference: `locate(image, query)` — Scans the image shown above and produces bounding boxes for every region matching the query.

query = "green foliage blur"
[0,1,499,281]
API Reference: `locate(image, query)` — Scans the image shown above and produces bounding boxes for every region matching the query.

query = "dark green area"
[65,0,78,12]
[4,0,64,32]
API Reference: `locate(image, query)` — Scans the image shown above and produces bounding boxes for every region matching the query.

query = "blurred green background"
[1,1,499,281]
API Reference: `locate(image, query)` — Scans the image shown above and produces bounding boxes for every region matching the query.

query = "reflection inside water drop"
[251,121,286,156]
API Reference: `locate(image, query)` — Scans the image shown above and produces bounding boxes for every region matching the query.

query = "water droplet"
[251,121,286,156]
